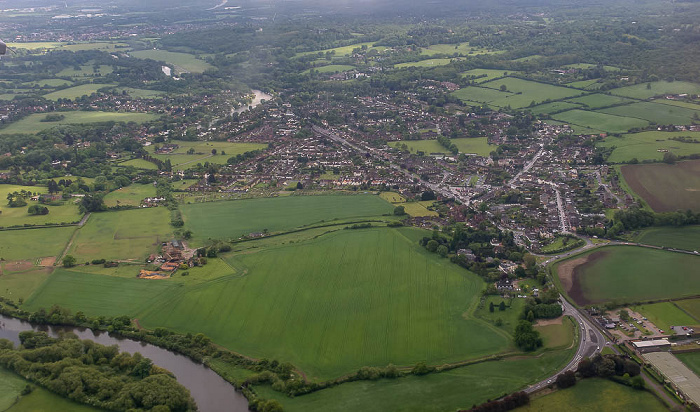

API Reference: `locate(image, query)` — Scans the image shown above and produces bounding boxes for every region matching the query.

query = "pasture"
[400,202,439,217]
[610,80,700,99]
[180,194,393,244]
[676,299,700,324]
[558,246,700,305]
[295,42,385,58]
[598,131,700,163]
[103,184,157,207]
[636,226,700,251]
[620,160,700,212]
[565,63,621,71]
[0,268,54,302]
[6,385,103,412]
[0,367,27,411]
[565,93,633,109]
[0,227,75,261]
[0,111,158,135]
[475,297,526,335]
[130,50,214,73]
[633,302,698,331]
[566,79,602,90]
[536,318,575,349]
[552,109,648,134]
[395,59,453,68]
[23,78,73,88]
[0,185,82,227]
[451,86,509,105]
[254,347,574,412]
[43,83,117,100]
[518,378,667,412]
[66,208,172,262]
[599,101,700,125]
[305,64,355,74]
[389,137,493,156]
[676,352,700,379]
[421,43,501,57]
[118,158,158,170]
[462,68,518,83]
[56,64,113,78]
[528,101,581,115]
[148,141,266,170]
[454,77,584,108]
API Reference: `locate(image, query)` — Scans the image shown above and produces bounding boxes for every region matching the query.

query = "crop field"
[676,299,700,323]
[558,246,700,305]
[528,101,581,115]
[462,69,518,83]
[518,378,667,412]
[389,137,493,156]
[255,347,574,412]
[636,226,700,251]
[0,367,29,411]
[565,93,633,109]
[0,185,82,227]
[599,101,700,125]
[181,194,393,243]
[103,184,157,207]
[305,64,355,74]
[609,80,700,99]
[479,78,584,108]
[0,111,158,135]
[42,83,117,100]
[130,50,214,73]
[67,208,172,262]
[552,109,648,133]
[395,58,453,68]
[676,352,700,379]
[633,302,697,331]
[118,158,158,170]
[0,227,75,261]
[620,160,700,212]
[598,131,700,163]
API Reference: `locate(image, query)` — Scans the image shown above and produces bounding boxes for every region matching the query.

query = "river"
[0,314,249,412]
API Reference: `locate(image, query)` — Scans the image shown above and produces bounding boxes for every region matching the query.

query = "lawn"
[389,137,494,156]
[0,185,82,227]
[395,58,454,68]
[130,50,214,73]
[462,68,518,83]
[475,297,526,335]
[633,302,698,331]
[0,111,158,135]
[180,194,393,244]
[67,208,172,262]
[103,184,157,207]
[620,160,700,212]
[552,109,648,134]
[676,352,700,379]
[598,131,700,163]
[562,246,700,305]
[42,84,117,100]
[609,80,700,99]
[400,202,439,217]
[254,347,574,412]
[536,318,575,349]
[636,226,700,251]
[599,101,700,125]
[0,227,76,261]
[565,93,633,109]
[517,378,667,412]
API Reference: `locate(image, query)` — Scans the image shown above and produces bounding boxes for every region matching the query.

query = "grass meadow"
[295,42,386,58]
[598,131,700,163]
[0,367,29,411]
[528,101,581,115]
[118,158,159,170]
[675,299,700,321]
[609,80,700,99]
[536,318,575,349]
[0,112,157,134]
[67,208,172,262]
[636,226,700,251]
[632,302,698,331]
[181,194,393,244]
[130,50,214,73]
[566,79,602,89]
[620,160,700,212]
[395,59,454,68]
[389,137,494,156]
[103,184,157,207]
[675,352,700,379]
[599,101,700,125]
[566,246,700,304]
[305,64,355,74]
[462,69,518,83]
[565,93,633,109]
[147,141,266,170]
[55,64,113,78]
[0,185,82,227]
[0,227,76,261]
[551,110,648,133]
[42,83,117,100]
[517,378,667,412]
[6,385,103,412]
[453,78,582,109]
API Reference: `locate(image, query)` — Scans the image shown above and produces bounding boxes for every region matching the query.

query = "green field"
[0,367,28,411]
[565,93,633,109]
[6,385,103,412]
[599,101,700,125]
[620,160,700,212]
[633,302,698,331]
[563,246,700,304]
[0,227,76,261]
[67,208,172,262]
[295,42,386,58]
[528,101,582,115]
[119,158,159,170]
[181,194,393,244]
[0,185,82,227]
[566,78,602,90]
[395,58,453,68]
[130,50,214,73]
[462,69,518,83]
[55,64,113,78]
[255,347,574,412]
[147,141,266,170]
[636,226,700,251]
[0,267,54,302]
[676,352,700,379]
[421,43,501,57]
[518,378,667,412]
[536,319,575,349]
[389,137,494,156]
[564,63,620,71]
[111,87,166,98]
[676,299,700,323]
[552,110,648,133]
[598,131,700,163]
[454,77,583,109]
[475,297,526,334]
[23,78,73,88]
[452,86,510,105]
[305,64,355,74]
[103,184,157,207]
[42,84,117,100]
[609,80,700,99]
[0,111,158,135]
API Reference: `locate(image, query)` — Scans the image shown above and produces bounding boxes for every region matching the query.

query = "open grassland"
[600,101,700,125]
[148,141,266,170]
[118,158,158,170]
[481,78,583,108]
[528,101,581,115]
[130,50,213,73]
[620,160,700,212]
[566,78,602,89]
[389,137,493,156]
[610,80,700,99]
[255,347,574,412]
[103,184,157,207]
[56,64,113,78]
[400,202,439,217]
[0,367,29,411]
[421,43,501,57]
[676,352,700,378]
[395,58,453,68]
[517,378,667,412]
[0,268,53,302]
[552,110,648,133]
[565,93,633,109]
[295,42,385,58]
[67,208,172,262]
[462,69,519,83]
[452,85,509,105]
[111,87,166,98]
[599,131,700,163]
[657,99,700,111]
[636,226,700,251]
[0,227,75,261]
[0,111,157,135]
[23,78,73,88]
[560,246,700,305]
[475,297,526,335]
[181,194,393,244]
[305,64,355,74]
[6,42,63,50]
[565,63,621,71]
[42,83,117,100]
[536,318,575,349]
[0,185,82,227]
[633,302,698,331]
[6,385,103,412]
[676,299,700,322]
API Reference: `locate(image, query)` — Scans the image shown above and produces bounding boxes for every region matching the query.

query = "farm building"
[631,339,671,353]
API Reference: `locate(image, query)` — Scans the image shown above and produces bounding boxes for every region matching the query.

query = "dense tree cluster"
[463,391,530,412]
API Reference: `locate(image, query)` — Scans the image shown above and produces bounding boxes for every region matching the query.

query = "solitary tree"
[499,301,506,311]
[489,302,495,312]
[62,255,77,268]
